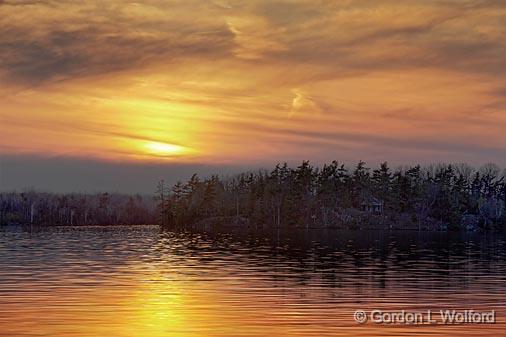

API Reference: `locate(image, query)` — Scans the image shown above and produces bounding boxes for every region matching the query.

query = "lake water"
[0,225,505,337]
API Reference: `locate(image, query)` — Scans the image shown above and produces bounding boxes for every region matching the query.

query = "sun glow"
[144,141,186,156]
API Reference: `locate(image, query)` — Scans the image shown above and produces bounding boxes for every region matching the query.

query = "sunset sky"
[1,0,506,192]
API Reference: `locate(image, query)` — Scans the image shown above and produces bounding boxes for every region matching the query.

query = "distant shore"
[2,161,505,231]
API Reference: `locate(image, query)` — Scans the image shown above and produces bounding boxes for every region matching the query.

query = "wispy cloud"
[0,1,234,85]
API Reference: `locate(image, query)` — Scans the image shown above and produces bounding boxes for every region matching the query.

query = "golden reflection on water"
[0,226,505,337]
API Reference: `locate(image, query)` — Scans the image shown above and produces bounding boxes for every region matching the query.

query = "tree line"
[2,161,505,230]
[155,161,506,230]
[0,192,156,226]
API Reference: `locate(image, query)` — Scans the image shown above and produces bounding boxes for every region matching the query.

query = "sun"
[144,141,186,156]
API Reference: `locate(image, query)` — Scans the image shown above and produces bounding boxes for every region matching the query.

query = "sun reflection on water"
[1,227,506,337]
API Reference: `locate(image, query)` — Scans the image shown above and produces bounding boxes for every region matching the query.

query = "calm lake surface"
[0,225,505,337]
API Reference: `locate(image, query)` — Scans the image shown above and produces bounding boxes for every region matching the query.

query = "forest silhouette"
[2,161,505,231]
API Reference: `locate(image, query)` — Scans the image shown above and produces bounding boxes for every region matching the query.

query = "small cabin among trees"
[361,197,384,214]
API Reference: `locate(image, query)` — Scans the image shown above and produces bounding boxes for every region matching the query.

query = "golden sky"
[1,0,506,168]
